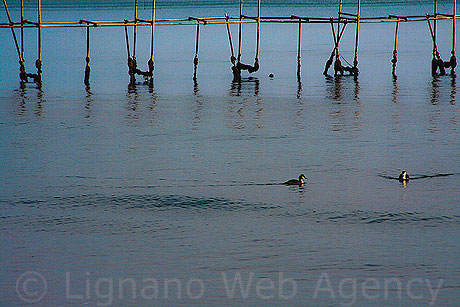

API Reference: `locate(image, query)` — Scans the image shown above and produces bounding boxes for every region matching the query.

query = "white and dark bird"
[398,171,410,181]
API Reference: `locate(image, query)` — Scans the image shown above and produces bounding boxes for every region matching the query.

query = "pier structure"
[1,0,458,85]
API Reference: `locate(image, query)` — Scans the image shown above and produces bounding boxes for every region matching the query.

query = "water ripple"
[6,194,280,212]
[287,209,460,227]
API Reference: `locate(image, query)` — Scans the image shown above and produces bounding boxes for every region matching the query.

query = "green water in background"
[2,0,453,12]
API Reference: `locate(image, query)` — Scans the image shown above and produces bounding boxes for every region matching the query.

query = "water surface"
[1,1,460,306]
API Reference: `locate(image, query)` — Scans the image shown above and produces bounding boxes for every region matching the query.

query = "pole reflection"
[325,75,360,103]
[85,84,93,119]
[227,77,263,131]
[325,75,361,133]
[16,82,46,117]
[192,77,203,130]
[125,82,158,125]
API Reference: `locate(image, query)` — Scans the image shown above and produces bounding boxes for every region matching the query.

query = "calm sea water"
[1,1,460,306]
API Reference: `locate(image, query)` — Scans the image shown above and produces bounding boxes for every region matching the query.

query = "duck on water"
[284,174,307,185]
[399,171,410,181]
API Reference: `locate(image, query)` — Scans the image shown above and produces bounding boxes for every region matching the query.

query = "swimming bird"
[284,174,307,185]
[398,171,410,181]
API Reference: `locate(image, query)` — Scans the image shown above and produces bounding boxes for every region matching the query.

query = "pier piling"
[1,0,459,84]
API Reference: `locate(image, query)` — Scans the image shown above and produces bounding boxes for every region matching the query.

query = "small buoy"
[269,73,274,78]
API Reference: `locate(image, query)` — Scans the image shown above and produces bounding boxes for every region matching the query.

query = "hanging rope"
[36,0,42,84]
[352,0,361,74]
[193,22,200,80]
[333,0,356,75]
[453,0,457,54]
[148,0,155,80]
[335,0,343,63]
[20,0,27,82]
[20,0,24,65]
[427,14,443,76]
[323,17,350,75]
[391,19,400,76]
[232,0,260,80]
[297,18,302,79]
[78,19,96,85]
[123,0,154,86]
[330,0,358,76]
[133,0,138,60]
[84,25,91,85]
[254,0,261,70]
[426,1,456,76]
[450,0,457,74]
[426,12,457,76]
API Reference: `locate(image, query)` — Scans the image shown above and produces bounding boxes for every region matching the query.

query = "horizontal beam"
[0,14,458,29]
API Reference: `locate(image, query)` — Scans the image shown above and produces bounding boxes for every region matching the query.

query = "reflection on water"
[15,83,46,117]
[325,74,360,103]
[6,193,460,233]
[325,75,362,132]
[296,78,302,100]
[18,83,27,116]
[124,82,159,125]
[428,75,458,133]
[85,85,93,119]
[226,77,264,131]
[450,75,457,105]
[126,84,141,123]
[430,75,457,105]
[229,77,260,97]
[192,78,203,130]
[390,75,402,132]
[430,76,441,105]
[392,75,399,105]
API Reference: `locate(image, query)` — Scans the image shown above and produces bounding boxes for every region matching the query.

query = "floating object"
[284,174,307,185]
[398,170,410,181]
[269,73,274,78]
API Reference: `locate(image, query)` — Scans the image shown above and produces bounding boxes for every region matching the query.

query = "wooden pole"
[2,0,22,60]
[193,22,200,80]
[453,0,457,53]
[84,25,90,85]
[38,0,41,61]
[297,18,301,78]
[427,15,438,53]
[225,14,236,64]
[392,20,400,75]
[148,0,155,79]
[434,0,437,44]
[20,0,24,62]
[133,0,138,59]
[86,27,90,63]
[353,0,361,70]
[452,0,457,75]
[150,0,155,61]
[393,21,400,54]
[237,0,242,62]
[255,0,260,61]
[124,21,131,58]
[37,0,42,83]
[336,0,343,59]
